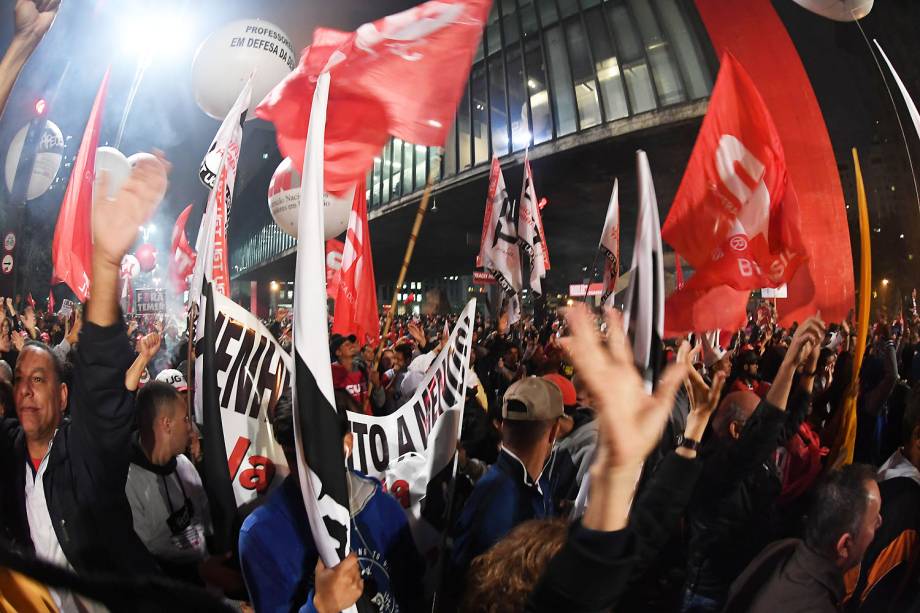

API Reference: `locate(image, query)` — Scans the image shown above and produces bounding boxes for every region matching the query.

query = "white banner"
[194,288,291,508]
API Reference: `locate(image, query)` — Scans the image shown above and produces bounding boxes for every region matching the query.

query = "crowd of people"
[2,2,920,613]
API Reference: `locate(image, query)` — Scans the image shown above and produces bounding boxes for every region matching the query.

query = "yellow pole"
[826,148,872,470]
[375,167,438,366]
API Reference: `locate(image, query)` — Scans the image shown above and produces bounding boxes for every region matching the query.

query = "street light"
[882,278,890,287]
[270,281,280,291]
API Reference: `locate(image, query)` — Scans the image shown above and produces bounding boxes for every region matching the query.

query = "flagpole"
[375,160,439,366]
[579,249,603,304]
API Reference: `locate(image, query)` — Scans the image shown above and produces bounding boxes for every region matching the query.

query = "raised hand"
[407,321,425,347]
[93,152,169,269]
[14,0,60,42]
[560,304,688,472]
[677,342,726,446]
[138,332,161,362]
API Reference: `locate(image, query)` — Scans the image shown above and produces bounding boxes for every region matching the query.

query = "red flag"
[26,293,35,309]
[47,290,54,315]
[332,180,380,345]
[52,69,110,302]
[662,54,807,336]
[256,0,490,194]
[325,239,344,300]
[169,204,197,295]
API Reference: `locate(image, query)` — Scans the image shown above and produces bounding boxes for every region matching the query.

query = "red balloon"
[135,243,157,273]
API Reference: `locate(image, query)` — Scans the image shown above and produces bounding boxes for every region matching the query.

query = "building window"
[585,7,629,121]
[607,2,656,113]
[654,0,712,99]
[489,54,510,156]
[544,25,577,136]
[629,0,685,106]
[525,41,552,144]
[564,17,602,129]
[471,63,490,164]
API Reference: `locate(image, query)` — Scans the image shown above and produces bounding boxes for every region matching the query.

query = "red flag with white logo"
[325,239,344,300]
[169,204,197,295]
[52,69,110,302]
[332,180,380,345]
[255,0,490,194]
[662,53,807,336]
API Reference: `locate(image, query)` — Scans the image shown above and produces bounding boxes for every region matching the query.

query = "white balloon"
[4,121,64,200]
[127,152,158,167]
[790,0,873,21]
[94,147,131,198]
[191,19,296,120]
[268,157,354,240]
[121,254,141,279]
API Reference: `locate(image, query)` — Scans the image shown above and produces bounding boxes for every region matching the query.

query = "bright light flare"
[121,12,193,60]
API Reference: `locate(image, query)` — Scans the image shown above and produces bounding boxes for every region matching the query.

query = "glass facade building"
[233,0,714,279]
[366,0,713,210]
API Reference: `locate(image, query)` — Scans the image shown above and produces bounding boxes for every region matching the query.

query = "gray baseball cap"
[502,376,564,421]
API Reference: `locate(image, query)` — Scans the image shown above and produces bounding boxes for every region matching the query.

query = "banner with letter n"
[347,298,476,551]
[193,287,291,509]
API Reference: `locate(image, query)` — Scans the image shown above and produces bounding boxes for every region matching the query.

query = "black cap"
[329,333,357,359]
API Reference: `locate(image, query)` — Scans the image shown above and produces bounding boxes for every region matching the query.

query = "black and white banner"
[189,77,251,305]
[291,72,354,574]
[599,179,621,306]
[193,288,291,507]
[518,152,549,295]
[478,155,523,323]
[622,150,664,390]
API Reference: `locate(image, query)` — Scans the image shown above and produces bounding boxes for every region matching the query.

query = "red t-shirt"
[331,363,370,414]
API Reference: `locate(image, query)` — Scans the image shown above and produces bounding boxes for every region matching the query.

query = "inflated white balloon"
[268,157,354,240]
[4,120,64,200]
[94,147,131,198]
[191,19,296,120]
[127,152,158,167]
[790,0,873,21]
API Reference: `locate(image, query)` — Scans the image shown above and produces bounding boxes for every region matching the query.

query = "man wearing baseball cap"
[449,376,563,591]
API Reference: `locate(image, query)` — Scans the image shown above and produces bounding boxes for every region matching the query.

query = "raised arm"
[125,332,160,392]
[0,1,60,117]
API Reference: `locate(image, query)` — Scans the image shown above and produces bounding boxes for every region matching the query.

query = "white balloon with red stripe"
[268,157,353,240]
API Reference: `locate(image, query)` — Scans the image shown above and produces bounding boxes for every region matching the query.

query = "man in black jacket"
[681,316,825,613]
[1,153,170,608]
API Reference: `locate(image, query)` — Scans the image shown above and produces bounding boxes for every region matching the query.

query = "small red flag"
[325,239,345,300]
[332,180,380,345]
[52,69,110,302]
[256,0,490,194]
[169,204,197,295]
[662,54,807,336]
[47,290,54,315]
[26,293,35,309]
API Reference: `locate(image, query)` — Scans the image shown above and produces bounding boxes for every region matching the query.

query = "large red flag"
[662,53,807,336]
[52,69,110,302]
[332,180,380,345]
[169,204,197,295]
[256,0,490,194]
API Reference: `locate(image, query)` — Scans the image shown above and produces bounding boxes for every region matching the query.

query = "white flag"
[518,152,549,294]
[291,72,354,576]
[622,151,664,389]
[875,40,920,149]
[189,77,252,305]
[478,155,523,323]
[599,179,621,306]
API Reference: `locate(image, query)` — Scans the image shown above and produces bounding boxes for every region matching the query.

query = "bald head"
[711,391,761,440]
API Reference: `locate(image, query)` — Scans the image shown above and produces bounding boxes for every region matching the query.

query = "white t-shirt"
[125,454,210,564]
[25,437,104,613]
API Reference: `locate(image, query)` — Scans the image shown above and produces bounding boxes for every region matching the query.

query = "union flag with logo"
[662,52,807,336]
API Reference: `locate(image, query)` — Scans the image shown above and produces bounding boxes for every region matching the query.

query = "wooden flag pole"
[375,165,439,367]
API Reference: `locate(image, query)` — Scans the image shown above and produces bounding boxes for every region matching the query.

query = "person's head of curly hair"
[461,518,568,613]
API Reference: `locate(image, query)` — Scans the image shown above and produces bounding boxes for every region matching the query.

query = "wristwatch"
[676,434,701,452]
